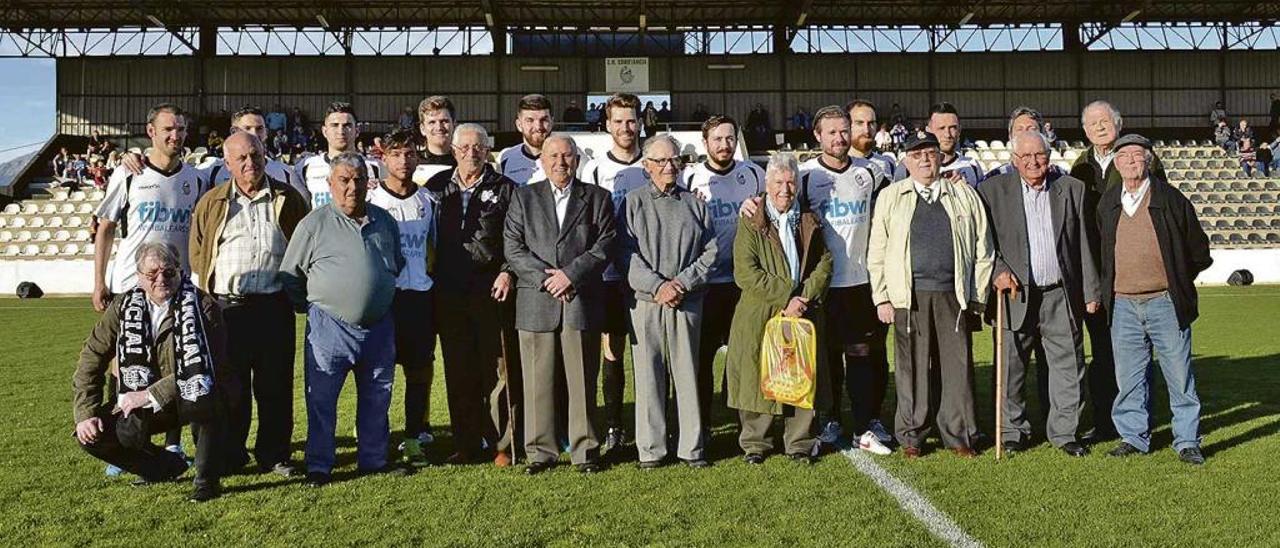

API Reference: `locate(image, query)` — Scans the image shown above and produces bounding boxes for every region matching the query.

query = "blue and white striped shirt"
[1021,178,1060,287]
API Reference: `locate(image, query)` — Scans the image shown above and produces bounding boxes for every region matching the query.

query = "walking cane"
[499,328,518,465]
[995,288,1007,461]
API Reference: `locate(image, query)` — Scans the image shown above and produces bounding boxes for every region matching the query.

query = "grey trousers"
[519,328,601,465]
[893,290,979,450]
[630,297,706,462]
[738,407,816,456]
[1000,285,1086,447]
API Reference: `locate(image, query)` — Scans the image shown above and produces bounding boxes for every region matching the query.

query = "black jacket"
[1096,178,1212,329]
[427,164,517,293]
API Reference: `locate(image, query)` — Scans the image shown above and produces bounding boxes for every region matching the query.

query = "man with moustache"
[504,135,617,475]
[846,99,898,179]
[581,93,651,452]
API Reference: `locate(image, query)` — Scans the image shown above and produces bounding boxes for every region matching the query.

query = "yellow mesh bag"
[759,315,817,409]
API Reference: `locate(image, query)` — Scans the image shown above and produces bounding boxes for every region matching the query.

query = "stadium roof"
[1,1,1275,30]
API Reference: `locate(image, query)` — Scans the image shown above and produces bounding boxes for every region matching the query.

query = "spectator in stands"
[914,125,927,140]
[88,158,109,190]
[266,105,287,134]
[1238,137,1261,177]
[1271,93,1280,135]
[369,136,385,160]
[73,242,229,502]
[290,125,309,154]
[790,107,812,132]
[868,132,992,459]
[1043,121,1058,146]
[1097,134,1211,466]
[658,101,672,124]
[725,152,832,465]
[52,147,70,180]
[874,123,892,152]
[207,131,224,156]
[585,102,601,131]
[643,101,660,137]
[1209,101,1227,127]
[1272,133,1280,173]
[290,107,307,132]
[562,101,586,130]
[890,122,908,151]
[279,152,409,487]
[414,95,458,185]
[69,154,88,188]
[1256,140,1273,177]
[746,103,772,151]
[1214,120,1234,152]
[1233,119,1255,148]
[398,107,415,131]
[89,130,114,156]
[271,130,289,159]
[890,103,907,127]
[691,103,710,124]
[189,132,308,478]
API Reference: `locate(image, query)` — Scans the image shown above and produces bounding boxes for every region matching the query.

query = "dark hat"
[902,132,940,152]
[1113,133,1153,151]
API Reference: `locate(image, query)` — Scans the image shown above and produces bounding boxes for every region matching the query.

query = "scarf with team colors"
[116,278,215,419]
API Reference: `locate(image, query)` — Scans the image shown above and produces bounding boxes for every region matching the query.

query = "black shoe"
[1060,442,1090,457]
[188,482,220,503]
[524,461,554,475]
[636,460,665,470]
[359,464,413,477]
[305,471,331,488]
[682,458,711,469]
[1178,447,1205,465]
[788,453,815,465]
[603,427,626,452]
[743,453,766,465]
[577,462,601,474]
[1001,440,1025,454]
[1108,442,1144,457]
[263,460,299,478]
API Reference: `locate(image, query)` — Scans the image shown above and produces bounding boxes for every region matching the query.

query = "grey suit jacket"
[977,171,1100,331]
[504,178,618,332]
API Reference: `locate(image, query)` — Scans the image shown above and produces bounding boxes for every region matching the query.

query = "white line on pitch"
[840,448,984,548]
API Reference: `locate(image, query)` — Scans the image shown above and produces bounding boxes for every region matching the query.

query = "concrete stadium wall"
[4,248,1278,297]
[56,50,1280,137]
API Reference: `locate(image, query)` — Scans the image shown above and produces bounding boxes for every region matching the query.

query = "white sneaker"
[818,420,843,444]
[868,419,893,445]
[859,431,892,455]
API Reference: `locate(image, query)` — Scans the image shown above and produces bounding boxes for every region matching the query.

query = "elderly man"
[979,131,1099,457]
[1068,100,1167,441]
[74,242,228,502]
[280,152,408,487]
[504,134,617,475]
[868,133,994,458]
[725,152,833,465]
[188,132,309,476]
[427,123,521,467]
[366,130,439,467]
[1096,134,1212,465]
[622,134,718,469]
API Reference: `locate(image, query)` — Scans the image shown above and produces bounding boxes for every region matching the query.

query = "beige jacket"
[867,176,994,311]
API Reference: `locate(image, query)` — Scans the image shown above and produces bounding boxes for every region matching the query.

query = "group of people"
[71,91,1213,504]
[51,133,120,189]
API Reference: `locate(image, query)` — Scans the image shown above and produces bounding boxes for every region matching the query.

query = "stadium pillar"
[342,29,355,103]
[197,25,216,117]
[492,26,506,132]
[775,26,790,135]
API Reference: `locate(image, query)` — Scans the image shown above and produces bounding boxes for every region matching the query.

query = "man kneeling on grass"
[73,242,230,502]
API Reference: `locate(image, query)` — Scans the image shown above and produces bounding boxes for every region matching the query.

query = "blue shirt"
[767,200,801,286]
[1021,178,1061,286]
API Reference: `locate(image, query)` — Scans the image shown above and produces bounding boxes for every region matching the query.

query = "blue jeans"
[1110,293,1201,453]
[304,305,396,473]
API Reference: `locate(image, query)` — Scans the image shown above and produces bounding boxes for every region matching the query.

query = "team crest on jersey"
[736,173,746,185]
[182,181,191,195]
[855,170,873,188]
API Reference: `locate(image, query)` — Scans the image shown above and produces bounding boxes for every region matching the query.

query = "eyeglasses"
[645,157,682,167]
[452,144,489,154]
[139,267,179,281]
[1014,152,1050,162]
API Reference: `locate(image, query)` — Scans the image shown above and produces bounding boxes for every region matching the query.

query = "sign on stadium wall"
[605,57,650,93]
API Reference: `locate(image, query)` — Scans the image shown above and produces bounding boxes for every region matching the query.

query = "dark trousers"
[893,290,978,450]
[827,336,889,433]
[80,405,222,486]
[1085,311,1118,436]
[737,407,815,456]
[218,292,296,469]
[436,290,512,454]
[697,283,740,426]
[392,289,437,440]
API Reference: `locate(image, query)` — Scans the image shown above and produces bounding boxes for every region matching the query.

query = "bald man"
[189,132,310,476]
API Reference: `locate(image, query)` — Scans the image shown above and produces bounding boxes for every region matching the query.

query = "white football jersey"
[582,150,650,282]
[197,157,304,197]
[96,160,210,292]
[800,156,879,288]
[366,183,436,292]
[498,143,586,185]
[295,153,385,210]
[682,160,765,284]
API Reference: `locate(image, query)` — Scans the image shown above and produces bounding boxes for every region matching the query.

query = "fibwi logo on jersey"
[817,197,868,219]
[707,198,743,219]
[134,201,193,229]
[401,230,428,257]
